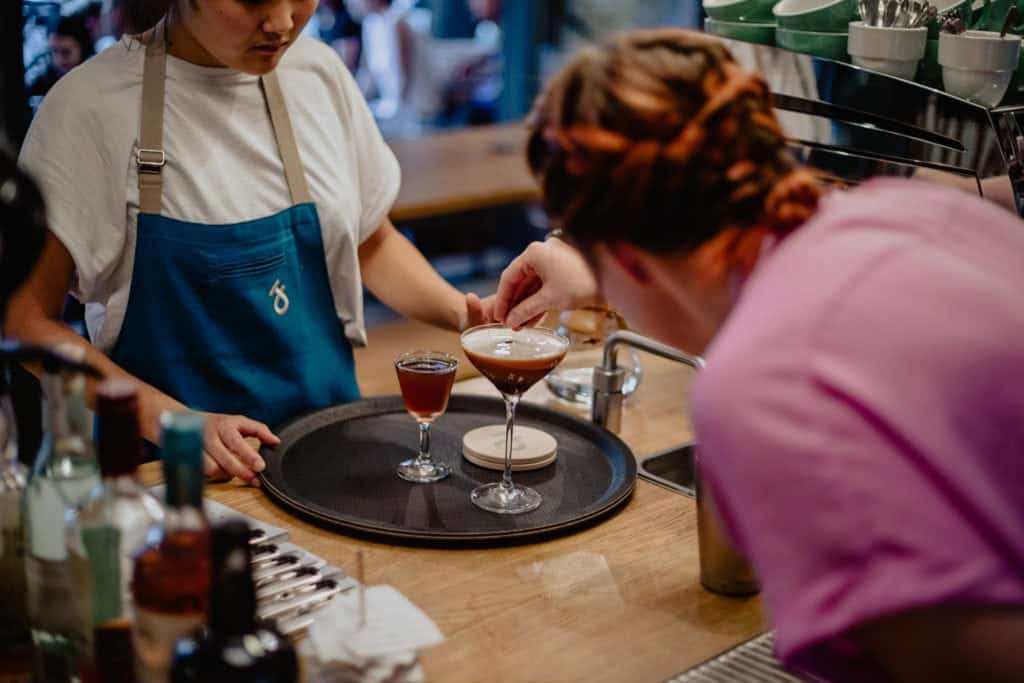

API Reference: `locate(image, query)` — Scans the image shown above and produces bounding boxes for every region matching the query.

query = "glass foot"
[396,458,450,483]
[470,482,542,514]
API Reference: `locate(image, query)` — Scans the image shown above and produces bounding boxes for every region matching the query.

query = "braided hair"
[527,29,820,270]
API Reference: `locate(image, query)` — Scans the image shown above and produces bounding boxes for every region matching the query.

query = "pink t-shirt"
[692,178,1024,681]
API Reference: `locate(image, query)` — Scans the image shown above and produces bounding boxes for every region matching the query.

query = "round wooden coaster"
[462,425,558,471]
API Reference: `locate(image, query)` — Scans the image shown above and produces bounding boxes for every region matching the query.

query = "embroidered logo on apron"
[268,279,290,316]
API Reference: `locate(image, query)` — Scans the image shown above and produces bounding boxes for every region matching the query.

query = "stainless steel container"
[695,451,760,597]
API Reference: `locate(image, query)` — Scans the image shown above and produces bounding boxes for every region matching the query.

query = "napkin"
[309,585,444,661]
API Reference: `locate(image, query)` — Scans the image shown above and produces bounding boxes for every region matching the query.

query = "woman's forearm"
[359,220,468,331]
[4,232,187,445]
[7,312,186,445]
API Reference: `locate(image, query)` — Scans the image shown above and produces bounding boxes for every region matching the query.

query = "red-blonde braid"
[526,29,820,267]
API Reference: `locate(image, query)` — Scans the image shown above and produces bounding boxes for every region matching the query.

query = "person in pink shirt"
[494,29,1024,682]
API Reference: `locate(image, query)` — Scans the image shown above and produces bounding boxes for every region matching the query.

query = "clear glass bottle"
[69,381,163,682]
[0,363,32,680]
[171,519,298,683]
[131,412,210,683]
[24,347,101,682]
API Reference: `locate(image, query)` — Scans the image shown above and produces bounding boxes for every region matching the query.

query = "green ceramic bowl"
[773,0,858,31]
[703,0,777,22]
[776,27,850,60]
[705,17,777,45]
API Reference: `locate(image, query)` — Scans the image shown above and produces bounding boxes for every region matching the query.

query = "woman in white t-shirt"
[9,0,493,484]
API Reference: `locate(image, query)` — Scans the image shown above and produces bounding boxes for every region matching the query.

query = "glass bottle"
[0,361,32,680]
[171,519,298,683]
[69,381,163,682]
[24,347,101,682]
[131,412,209,683]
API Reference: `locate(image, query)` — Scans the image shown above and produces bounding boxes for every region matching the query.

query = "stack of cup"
[938,29,1021,106]
[848,20,928,79]
[772,0,859,60]
[704,0,779,46]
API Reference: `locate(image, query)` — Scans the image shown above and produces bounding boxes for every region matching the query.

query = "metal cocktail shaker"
[695,450,760,596]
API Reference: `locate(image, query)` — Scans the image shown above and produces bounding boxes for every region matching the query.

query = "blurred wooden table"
[387,123,537,222]
[141,346,765,683]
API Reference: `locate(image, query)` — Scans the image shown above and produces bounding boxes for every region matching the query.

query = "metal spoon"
[896,0,911,26]
[883,0,900,25]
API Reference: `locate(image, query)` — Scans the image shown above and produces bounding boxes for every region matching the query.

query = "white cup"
[938,30,1021,107]
[848,21,927,80]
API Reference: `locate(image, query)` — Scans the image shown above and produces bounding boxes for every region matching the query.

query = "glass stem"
[501,395,519,493]
[417,421,432,464]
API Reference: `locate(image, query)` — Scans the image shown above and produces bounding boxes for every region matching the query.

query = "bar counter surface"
[140,329,764,682]
[387,124,537,222]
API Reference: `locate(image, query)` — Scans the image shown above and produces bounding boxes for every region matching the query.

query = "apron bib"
[111,41,360,429]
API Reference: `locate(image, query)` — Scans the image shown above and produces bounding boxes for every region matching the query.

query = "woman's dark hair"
[527,29,819,265]
[55,15,95,61]
[0,144,47,312]
[121,0,193,35]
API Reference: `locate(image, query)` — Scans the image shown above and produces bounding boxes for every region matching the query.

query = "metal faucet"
[591,331,704,433]
[591,332,759,596]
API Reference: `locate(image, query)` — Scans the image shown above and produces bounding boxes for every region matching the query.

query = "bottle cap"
[160,412,205,463]
[96,380,141,477]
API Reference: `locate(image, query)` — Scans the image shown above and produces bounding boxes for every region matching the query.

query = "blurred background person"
[28,14,95,98]
[348,0,440,137]
[313,0,363,73]
[82,0,124,54]
[439,0,503,126]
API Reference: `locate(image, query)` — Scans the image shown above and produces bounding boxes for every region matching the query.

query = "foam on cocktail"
[461,326,568,361]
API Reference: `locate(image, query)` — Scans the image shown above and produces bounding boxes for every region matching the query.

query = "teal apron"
[111,41,360,429]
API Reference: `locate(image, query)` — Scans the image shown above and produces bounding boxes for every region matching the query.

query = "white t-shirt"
[19,35,400,352]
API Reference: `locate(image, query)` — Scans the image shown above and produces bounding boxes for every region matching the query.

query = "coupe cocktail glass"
[460,324,568,514]
[394,351,458,483]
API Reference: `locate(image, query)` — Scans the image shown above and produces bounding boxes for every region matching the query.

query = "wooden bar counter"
[141,342,764,682]
[387,124,537,222]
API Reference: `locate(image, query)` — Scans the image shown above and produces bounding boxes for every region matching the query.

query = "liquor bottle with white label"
[131,412,210,683]
[69,381,163,682]
[24,347,100,681]
[171,519,298,683]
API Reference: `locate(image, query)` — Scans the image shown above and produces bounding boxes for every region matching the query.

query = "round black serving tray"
[258,395,636,546]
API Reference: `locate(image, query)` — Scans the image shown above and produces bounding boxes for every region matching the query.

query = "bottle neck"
[163,459,204,511]
[41,371,92,455]
[209,560,258,637]
[42,373,69,438]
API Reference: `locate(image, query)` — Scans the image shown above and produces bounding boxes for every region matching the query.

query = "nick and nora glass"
[394,351,458,483]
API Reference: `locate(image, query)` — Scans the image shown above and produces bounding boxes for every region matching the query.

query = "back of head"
[527,29,819,263]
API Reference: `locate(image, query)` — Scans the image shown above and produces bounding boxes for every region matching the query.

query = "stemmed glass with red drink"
[460,324,569,514]
[394,351,458,483]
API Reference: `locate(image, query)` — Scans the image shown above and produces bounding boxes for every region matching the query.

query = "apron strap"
[262,72,313,205]
[138,41,312,214]
[138,40,167,215]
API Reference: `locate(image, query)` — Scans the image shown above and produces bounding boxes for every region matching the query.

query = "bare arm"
[358,219,492,331]
[855,605,1024,682]
[5,233,275,483]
